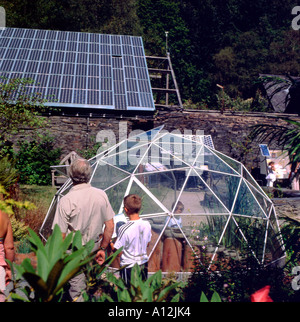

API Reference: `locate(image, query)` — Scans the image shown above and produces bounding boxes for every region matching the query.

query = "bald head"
[69,158,92,184]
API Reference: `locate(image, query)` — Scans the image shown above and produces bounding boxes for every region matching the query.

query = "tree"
[0,77,48,155]
[14,136,62,185]
[1,0,299,107]
[213,31,268,97]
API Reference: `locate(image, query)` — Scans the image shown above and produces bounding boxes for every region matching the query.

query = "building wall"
[154,109,300,169]
[15,108,300,172]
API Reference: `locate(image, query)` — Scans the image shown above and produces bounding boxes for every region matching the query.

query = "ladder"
[146,52,183,110]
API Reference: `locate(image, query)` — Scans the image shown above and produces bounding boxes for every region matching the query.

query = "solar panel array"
[0,27,155,111]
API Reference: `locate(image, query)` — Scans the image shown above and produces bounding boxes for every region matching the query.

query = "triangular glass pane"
[246,182,273,218]
[101,144,149,173]
[149,213,192,273]
[134,170,185,211]
[195,169,240,212]
[147,214,167,272]
[104,177,130,214]
[135,144,191,173]
[104,139,150,158]
[196,147,240,175]
[128,180,167,215]
[264,208,286,266]
[233,216,267,264]
[150,218,186,272]
[242,165,267,196]
[161,222,190,272]
[90,160,130,190]
[232,179,266,218]
[209,216,258,267]
[39,197,58,241]
[126,135,152,150]
[89,141,126,165]
[210,149,242,174]
[182,214,229,270]
[179,170,229,214]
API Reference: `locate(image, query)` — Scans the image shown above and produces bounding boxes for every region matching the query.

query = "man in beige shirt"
[52,158,114,301]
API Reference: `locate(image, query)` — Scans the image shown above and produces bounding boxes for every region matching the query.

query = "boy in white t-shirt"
[110,194,152,286]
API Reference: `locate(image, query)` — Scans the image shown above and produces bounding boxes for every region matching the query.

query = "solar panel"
[0,27,155,111]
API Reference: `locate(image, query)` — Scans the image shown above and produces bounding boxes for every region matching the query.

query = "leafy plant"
[279,216,300,266]
[200,291,222,302]
[9,214,30,241]
[15,237,32,254]
[0,185,35,216]
[216,89,267,112]
[93,264,183,302]
[250,119,300,164]
[0,155,19,190]
[8,225,96,302]
[14,135,61,185]
[0,77,49,145]
[184,253,296,302]
[0,184,35,241]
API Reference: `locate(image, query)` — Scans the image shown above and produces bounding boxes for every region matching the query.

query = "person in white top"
[110,194,152,286]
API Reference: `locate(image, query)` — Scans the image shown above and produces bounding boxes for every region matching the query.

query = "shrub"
[86,264,183,302]
[14,136,61,185]
[8,225,121,302]
[0,155,18,190]
[9,214,29,241]
[0,185,35,241]
[183,252,298,302]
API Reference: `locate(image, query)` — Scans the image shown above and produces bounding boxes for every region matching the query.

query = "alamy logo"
[292,6,300,30]
[95,122,205,167]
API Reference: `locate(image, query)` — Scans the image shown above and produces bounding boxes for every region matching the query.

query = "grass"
[16,185,57,234]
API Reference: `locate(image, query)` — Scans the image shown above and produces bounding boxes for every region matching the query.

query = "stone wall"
[154,108,300,169]
[273,198,300,222]
[14,108,300,171]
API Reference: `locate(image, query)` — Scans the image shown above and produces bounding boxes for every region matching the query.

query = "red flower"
[250,285,273,302]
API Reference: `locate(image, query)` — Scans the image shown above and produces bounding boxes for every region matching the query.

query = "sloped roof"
[0,27,155,112]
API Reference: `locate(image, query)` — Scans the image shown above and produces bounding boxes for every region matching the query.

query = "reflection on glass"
[41,128,285,270]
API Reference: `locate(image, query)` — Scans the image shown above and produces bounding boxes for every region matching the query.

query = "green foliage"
[8,225,96,302]
[216,89,269,112]
[0,185,35,215]
[250,119,300,165]
[9,214,30,241]
[183,251,299,302]
[2,1,299,106]
[0,77,48,145]
[280,216,300,266]
[0,184,35,241]
[77,136,102,160]
[15,237,32,254]
[92,264,183,302]
[14,136,61,185]
[200,291,222,302]
[0,155,19,190]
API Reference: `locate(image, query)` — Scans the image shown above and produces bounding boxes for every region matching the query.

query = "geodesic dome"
[40,126,286,271]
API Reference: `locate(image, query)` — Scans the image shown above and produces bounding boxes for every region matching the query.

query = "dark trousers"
[120,262,148,287]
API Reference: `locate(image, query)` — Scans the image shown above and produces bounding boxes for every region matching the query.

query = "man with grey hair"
[52,158,115,302]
